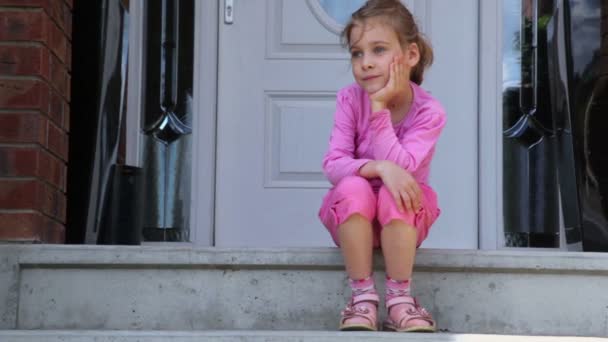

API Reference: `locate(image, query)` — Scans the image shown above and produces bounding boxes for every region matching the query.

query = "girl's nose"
[361,57,374,70]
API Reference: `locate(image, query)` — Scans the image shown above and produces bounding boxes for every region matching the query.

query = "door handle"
[225,0,234,24]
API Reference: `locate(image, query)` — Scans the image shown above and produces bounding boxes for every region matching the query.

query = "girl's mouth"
[362,75,380,81]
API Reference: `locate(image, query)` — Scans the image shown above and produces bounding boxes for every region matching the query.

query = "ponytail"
[410,34,433,85]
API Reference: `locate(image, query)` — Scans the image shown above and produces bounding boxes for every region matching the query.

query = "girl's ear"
[405,42,420,68]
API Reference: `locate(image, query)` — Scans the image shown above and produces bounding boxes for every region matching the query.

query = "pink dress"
[318,81,447,247]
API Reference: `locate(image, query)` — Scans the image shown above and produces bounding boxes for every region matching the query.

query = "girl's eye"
[351,51,362,58]
[373,46,385,54]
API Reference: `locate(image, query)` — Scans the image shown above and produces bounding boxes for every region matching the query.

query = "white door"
[215,0,478,248]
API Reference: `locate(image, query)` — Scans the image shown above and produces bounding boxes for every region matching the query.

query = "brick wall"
[0,0,72,243]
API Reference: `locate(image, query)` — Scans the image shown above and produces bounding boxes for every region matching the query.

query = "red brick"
[52,184,66,221]
[46,120,68,161]
[38,181,65,221]
[48,0,65,33]
[43,153,64,186]
[0,147,66,190]
[65,40,71,72]
[0,1,73,40]
[0,78,66,129]
[49,54,69,100]
[0,44,51,80]
[62,2,72,39]
[0,179,40,210]
[48,89,65,126]
[0,0,67,8]
[37,149,66,190]
[0,10,70,65]
[43,44,53,78]
[0,78,50,112]
[0,147,38,176]
[0,113,47,145]
[0,211,64,243]
[0,179,65,221]
[0,76,66,128]
[55,1,72,40]
[0,0,47,5]
[62,103,69,132]
[46,16,68,63]
[0,10,45,41]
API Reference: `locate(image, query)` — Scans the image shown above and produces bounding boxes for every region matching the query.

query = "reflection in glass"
[502,0,560,248]
[502,0,521,93]
[552,0,608,251]
[318,0,366,26]
[141,0,194,242]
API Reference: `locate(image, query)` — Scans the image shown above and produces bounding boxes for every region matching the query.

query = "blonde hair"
[341,0,433,85]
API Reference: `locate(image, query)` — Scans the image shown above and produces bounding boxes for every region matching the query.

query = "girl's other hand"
[377,160,421,213]
[369,55,408,112]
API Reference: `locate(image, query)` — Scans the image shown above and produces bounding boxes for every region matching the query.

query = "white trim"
[189,0,219,246]
[478,0,503,250]
[126,0,145,167]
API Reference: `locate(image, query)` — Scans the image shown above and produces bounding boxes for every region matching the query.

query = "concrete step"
[1,245,608,337]
[0,330,604,342]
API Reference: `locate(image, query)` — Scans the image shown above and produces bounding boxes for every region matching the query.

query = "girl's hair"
[340,0,433,85]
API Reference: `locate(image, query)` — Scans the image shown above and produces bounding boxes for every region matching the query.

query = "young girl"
[318,0,446,333]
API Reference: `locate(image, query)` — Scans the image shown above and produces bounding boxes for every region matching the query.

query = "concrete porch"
[0,245,607,340]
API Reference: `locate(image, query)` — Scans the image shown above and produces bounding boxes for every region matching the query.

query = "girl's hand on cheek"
[369,55,408,112]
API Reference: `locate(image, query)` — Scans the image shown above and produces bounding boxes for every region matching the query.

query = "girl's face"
[348,18,417,94]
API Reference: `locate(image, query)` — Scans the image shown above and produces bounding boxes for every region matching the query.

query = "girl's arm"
[369,108,446,173]
[322,91,373,186]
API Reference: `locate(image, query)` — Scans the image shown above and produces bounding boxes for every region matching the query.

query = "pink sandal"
[383,296,436,332]
[339,292,379,331]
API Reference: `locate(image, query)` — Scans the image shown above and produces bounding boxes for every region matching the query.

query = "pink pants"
[318,176,440,248]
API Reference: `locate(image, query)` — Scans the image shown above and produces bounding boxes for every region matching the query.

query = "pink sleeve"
[369,108,446,173]
[322,91,373,186]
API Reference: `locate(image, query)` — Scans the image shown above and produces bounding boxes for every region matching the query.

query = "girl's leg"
[338,213,379,331]
[319,176,378,278]
[377,183,439,279]
[339,214,374,279]
[319,176,379,330]
[380,220,417,280]
[376,184,438,332]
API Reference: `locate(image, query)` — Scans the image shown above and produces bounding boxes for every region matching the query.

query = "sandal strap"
[340,293,379,326]
[386,296,435,328]
[352,293,379,305]
[386,295,415,308]
[340,305,375,324]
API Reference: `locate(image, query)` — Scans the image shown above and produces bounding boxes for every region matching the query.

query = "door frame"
[478,0,503,250]
[126,0,505,248]
[188,0,219,246]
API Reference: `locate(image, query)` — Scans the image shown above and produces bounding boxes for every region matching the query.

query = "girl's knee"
[328,177,376,224]
[336,176,376,203]
[377,186,416,226]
